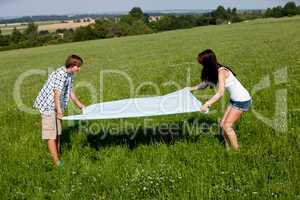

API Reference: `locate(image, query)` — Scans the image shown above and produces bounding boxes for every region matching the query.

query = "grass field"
[0,16,299,199]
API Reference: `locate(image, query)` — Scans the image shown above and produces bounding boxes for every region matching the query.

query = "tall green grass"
[0,16,299,199]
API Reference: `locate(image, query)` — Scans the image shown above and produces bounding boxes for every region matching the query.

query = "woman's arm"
[188,82,209,91]
[200,70,227,111]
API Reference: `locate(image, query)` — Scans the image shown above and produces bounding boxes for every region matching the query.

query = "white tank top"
[222,69,251,101]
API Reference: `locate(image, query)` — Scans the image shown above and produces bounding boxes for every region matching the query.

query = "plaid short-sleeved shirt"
[33,66,73,114]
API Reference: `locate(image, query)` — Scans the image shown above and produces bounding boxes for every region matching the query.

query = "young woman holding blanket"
[188,49,252,150]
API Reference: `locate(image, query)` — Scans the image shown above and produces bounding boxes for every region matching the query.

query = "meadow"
[0,16,299,199]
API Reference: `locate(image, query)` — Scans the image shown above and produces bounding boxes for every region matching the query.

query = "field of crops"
[0,16,299,199]
[0,20,93,35]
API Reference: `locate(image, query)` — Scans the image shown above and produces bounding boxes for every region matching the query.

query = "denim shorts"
[230,99,252,112]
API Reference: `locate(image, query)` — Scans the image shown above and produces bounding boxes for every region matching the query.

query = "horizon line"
[0,8,268,20]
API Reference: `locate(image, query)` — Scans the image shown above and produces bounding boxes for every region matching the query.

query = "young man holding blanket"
[34,54,85,166]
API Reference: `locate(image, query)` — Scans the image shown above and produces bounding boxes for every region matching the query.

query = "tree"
[129,7,144,19]
[127,20,152,35]
[56,28,67,33]
[73,26,97,42]
[215,18,225,25]
[24,22,38,36]
[39,30,49,36]
[22,22,39,47]
[227,7,232,16]
[129,7,149,24]
[0,30,10,46]
[177,15,197,28]
[230,8,242,22]
[106,23,124,37]
[120,15,135,25]
[265,6,284,18]
[213,6,228,20]
[37,34,53,45]
[272,6,284,17]
[94,19,123,38]
[283,2,298,16]
[195,15,211,26]
[11,28,24,44]
[154,16,175,31]
[265,8,272,17]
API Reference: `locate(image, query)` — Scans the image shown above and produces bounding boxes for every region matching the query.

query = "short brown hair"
[65,54,83,68]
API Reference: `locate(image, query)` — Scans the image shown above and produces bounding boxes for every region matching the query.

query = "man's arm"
[54,89,63,119]
[70,90,85,110]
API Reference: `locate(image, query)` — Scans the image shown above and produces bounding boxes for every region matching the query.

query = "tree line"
[265,2,300,17]
[1,1,299,51]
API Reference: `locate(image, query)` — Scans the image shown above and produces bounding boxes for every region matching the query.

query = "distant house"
[72,18,95,24]
[148,16,161,22]
[57,33,64,38]
[114,17,120,23]
[73,19,81,23]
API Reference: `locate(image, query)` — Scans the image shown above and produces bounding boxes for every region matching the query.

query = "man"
[34,54,85,166]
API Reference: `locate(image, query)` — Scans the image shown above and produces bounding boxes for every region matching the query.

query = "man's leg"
[42,113,61,166]
[56,118,62,158]
[57,135,61,157]
[48,139,60,165]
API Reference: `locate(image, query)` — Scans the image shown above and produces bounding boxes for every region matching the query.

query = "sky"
[0,0,299,18]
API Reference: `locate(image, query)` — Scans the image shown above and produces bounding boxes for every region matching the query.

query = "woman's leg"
[220,106,232,149]
[221,107,244,150]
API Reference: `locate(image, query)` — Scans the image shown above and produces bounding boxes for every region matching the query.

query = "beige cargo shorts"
[41,113,62,140]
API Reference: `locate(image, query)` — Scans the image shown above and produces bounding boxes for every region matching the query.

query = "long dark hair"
[197,49,236,86]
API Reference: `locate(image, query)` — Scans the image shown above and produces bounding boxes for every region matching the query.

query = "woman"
[188,49,252,150]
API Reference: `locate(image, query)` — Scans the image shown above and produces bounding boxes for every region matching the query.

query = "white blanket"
[63,89,202,120]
